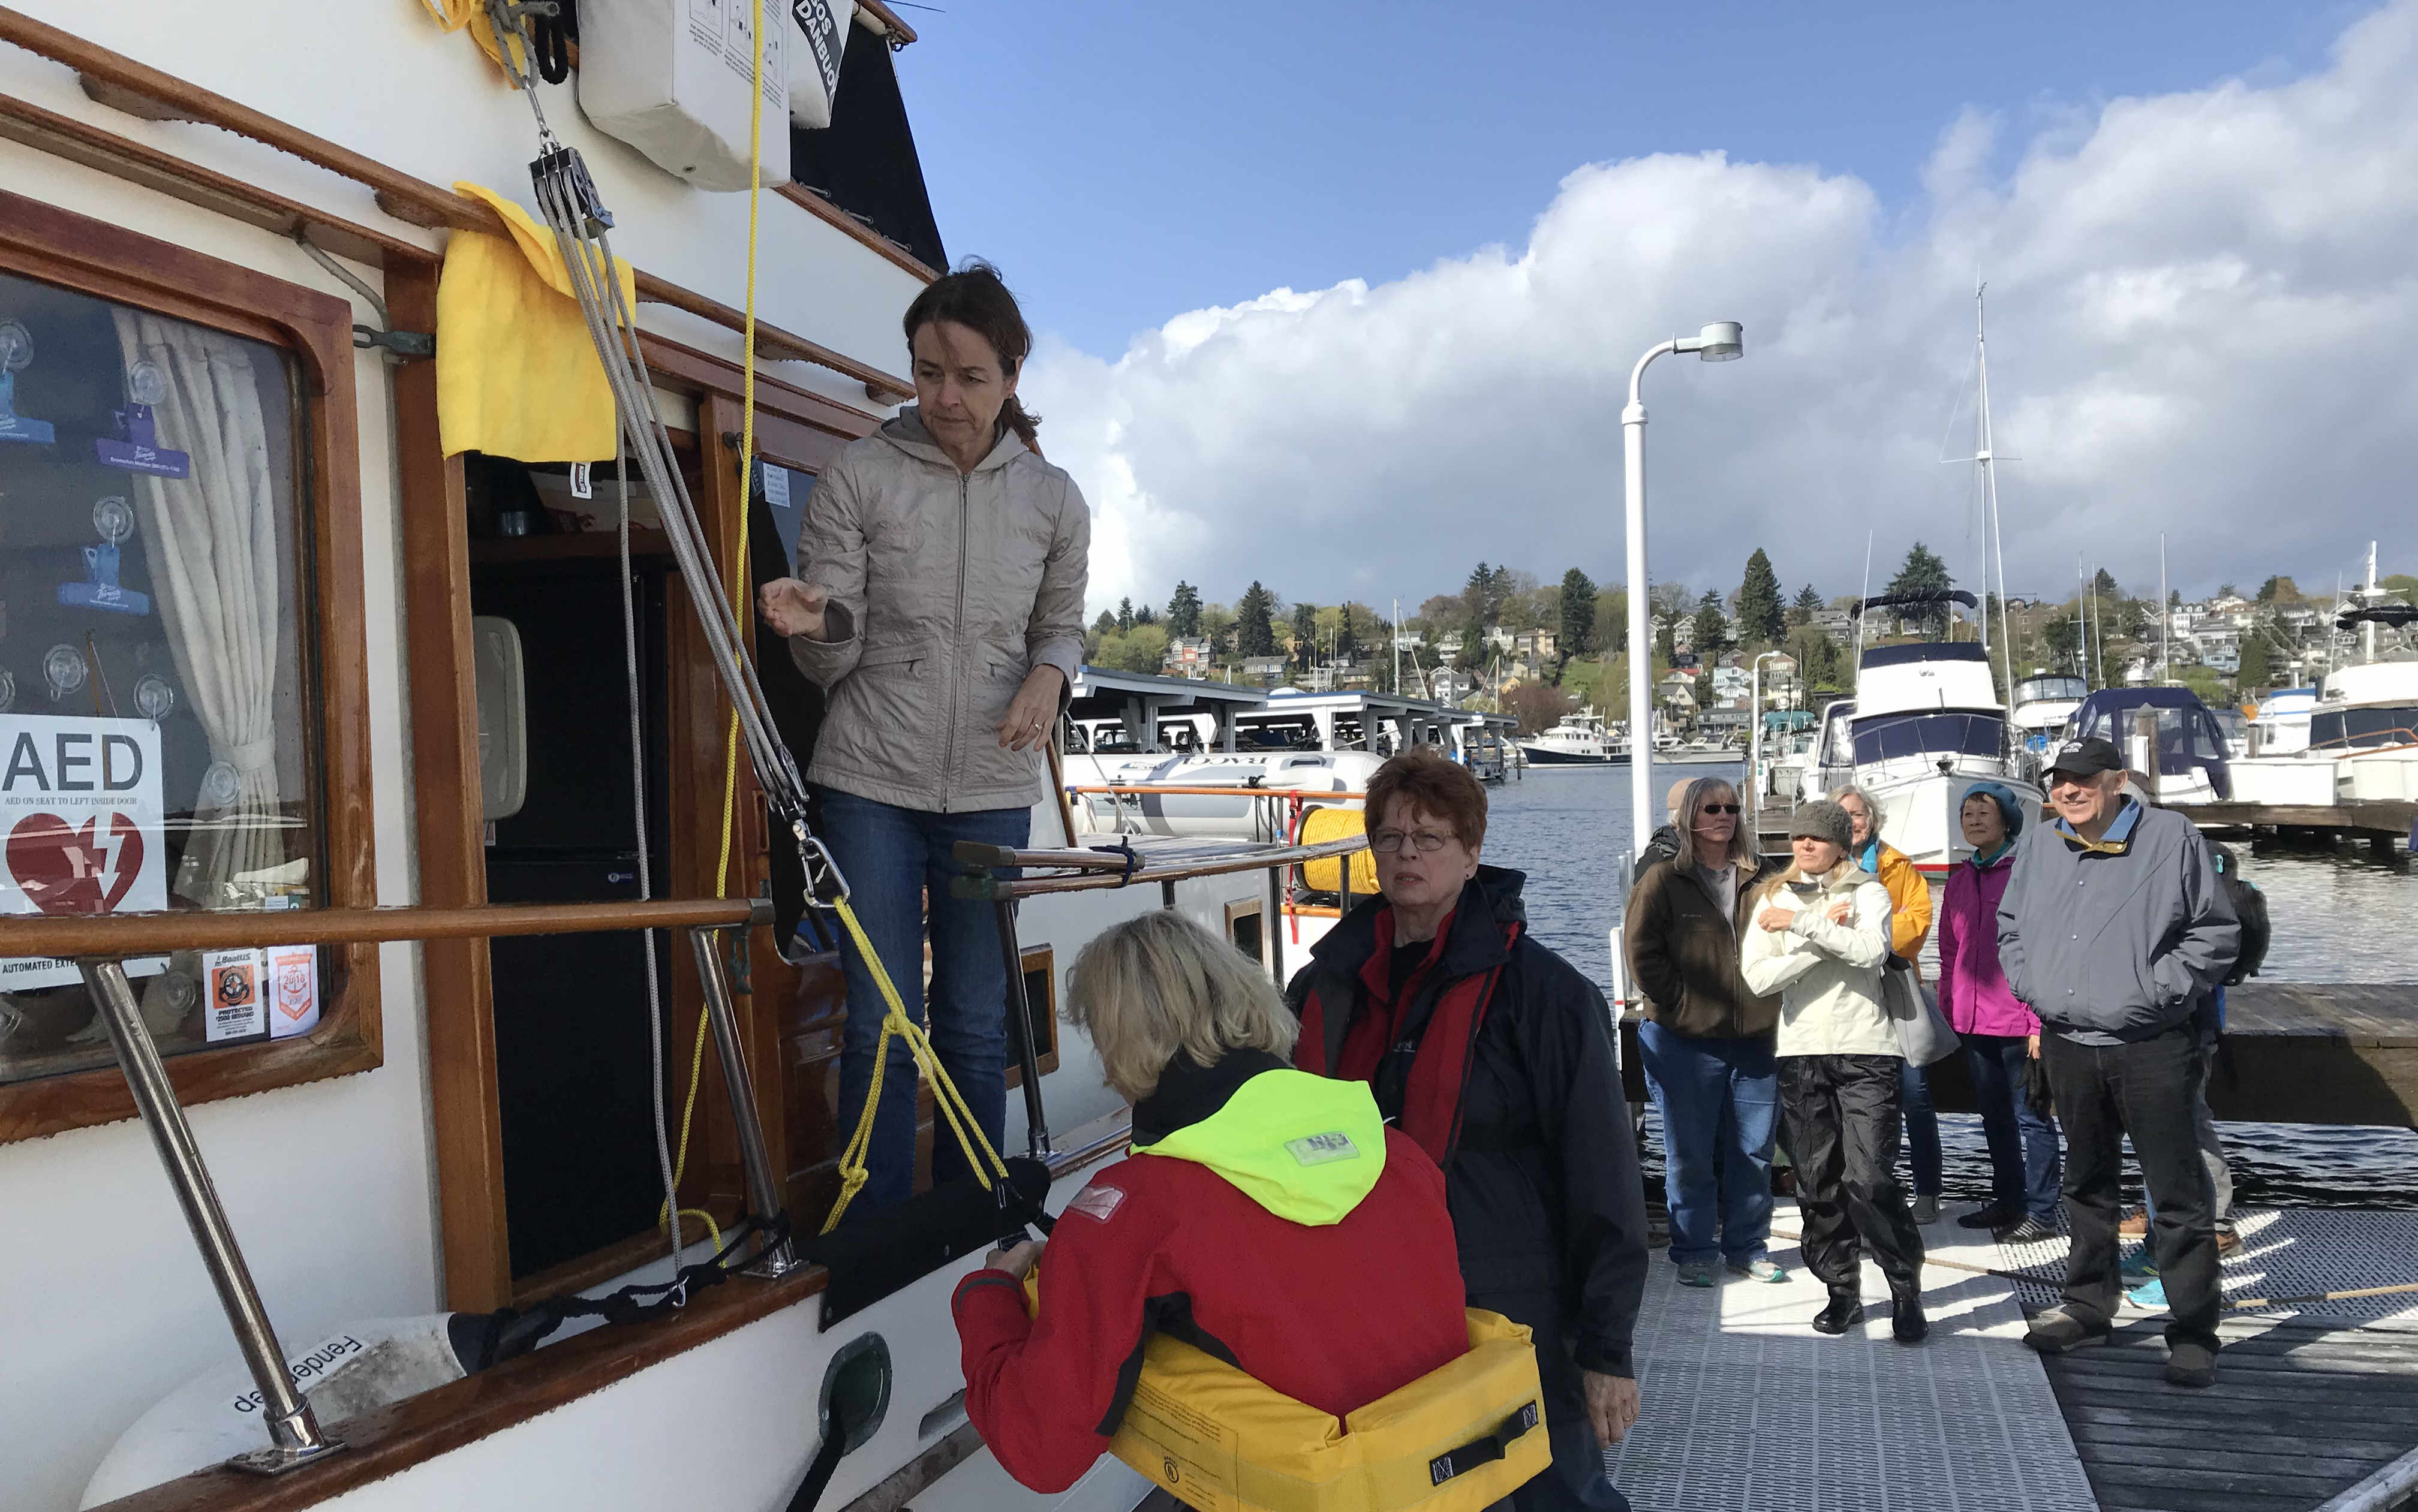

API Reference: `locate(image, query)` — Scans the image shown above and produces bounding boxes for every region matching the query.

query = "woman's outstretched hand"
[759,577,828,640]
[997,665,1066,751]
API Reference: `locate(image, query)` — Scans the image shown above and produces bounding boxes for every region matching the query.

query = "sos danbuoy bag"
[1106,1308,1550,1512]
[578,0,791,190]
[787,0,852,128]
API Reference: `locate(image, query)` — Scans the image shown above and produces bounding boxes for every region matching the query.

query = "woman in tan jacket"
[1829,784,1942,1224]
[759,263,1090,1212]
[1740,800,1928,1343]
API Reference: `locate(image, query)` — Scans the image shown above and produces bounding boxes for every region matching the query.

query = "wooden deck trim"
[776,183,940,285]
[0,7,912,399]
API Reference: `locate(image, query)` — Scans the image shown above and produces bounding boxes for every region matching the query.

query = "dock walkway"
[1612,1204,2418,1511]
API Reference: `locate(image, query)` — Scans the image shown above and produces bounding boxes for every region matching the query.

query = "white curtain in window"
[110,310,287,902]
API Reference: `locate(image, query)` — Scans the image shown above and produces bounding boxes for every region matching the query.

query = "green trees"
[1236,582,1279,658]
[1887,543,1955,634]
[2236,624,2272,691]
[1736,549,1785,644]
[1166,580,1201,637]
[1115,597,1135,633]
[1791,584,1823,625]
[1691,590,1732,656]
[1290,600,1318,669]
[2257,576,2300,603]
[1560,568,1598,657]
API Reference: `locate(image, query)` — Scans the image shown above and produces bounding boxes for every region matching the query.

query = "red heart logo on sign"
[7,812,146,914]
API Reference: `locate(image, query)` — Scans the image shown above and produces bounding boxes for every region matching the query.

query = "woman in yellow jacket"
[1830,785,1941,1224]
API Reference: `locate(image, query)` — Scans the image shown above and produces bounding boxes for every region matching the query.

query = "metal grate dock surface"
[1607,1203,2099,1511]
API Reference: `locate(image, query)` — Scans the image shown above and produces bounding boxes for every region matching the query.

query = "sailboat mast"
[2159,534,2170,684]
[2365,540,2380,665]
[1975,283,2014,701]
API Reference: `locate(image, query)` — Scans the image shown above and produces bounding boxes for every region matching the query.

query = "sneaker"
[2165,1340,2218,1388]
[1727,1257,1788,1284]
[1813,1295,1865,1335]
[2216,1226,2242,1258]
[2120,1249,2159,1285]
[1911,1194,1941,1225]
[2118,1209,2149,1237]
[1675,1260,1718,1288]
[2127,1277,2168,1312]
[1957,1205,2019,1231]
[1993,1215,2061,1245]
[2024,1308,2112,1355]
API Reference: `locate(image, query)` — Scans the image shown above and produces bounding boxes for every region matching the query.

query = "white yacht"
[2314,652,2418,803]
[1518,706,1631,766]
[0,13,1371,1512]
[1810,592,2043,874]
[2010,671,2089,755]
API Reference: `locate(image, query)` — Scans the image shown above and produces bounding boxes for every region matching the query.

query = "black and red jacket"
[1288,866,1648,1379]
[951,1048,1468,1495]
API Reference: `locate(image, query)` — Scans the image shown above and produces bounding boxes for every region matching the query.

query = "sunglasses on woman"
[1697,803,1742,816]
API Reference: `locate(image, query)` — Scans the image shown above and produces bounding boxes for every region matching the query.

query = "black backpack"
[2209,842,2269,986]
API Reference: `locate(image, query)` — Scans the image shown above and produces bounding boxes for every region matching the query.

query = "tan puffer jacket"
[787,408,1090,812]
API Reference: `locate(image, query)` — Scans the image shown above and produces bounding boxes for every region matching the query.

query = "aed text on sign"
[1,731,146,793]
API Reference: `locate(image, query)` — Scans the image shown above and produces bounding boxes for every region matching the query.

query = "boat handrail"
[952,834,1369,900]
[1063,783,1371,799]
[0,896,765,958]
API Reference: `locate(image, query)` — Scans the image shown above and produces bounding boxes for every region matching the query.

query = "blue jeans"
[1900,1061,1942,1198]
[1964,1034,2062,1222]
[819,789,1030,1213]
[1638,1020,1776,1266]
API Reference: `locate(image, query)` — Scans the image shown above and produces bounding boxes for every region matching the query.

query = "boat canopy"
[1852,589,1980,618]
[2069,688,2232,799]
[1849,710,2010,764]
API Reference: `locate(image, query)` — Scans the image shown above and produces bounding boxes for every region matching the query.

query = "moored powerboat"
[1518,706,1629,766]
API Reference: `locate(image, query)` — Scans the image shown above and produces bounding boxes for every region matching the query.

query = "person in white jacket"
[1740,800,1928,1343]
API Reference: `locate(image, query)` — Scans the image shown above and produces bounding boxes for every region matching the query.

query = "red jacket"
[951,1048,1469,1493]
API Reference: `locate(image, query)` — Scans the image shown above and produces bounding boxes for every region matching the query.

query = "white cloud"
[1025,1,2418,616]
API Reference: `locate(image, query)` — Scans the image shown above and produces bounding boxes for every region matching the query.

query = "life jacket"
[1021,1067,1550,1511]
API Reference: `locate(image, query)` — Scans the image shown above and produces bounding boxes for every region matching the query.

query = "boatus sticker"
[1066,1182,1126,1224]
[1286,1131,1361,1167]
[203,948,265,1044]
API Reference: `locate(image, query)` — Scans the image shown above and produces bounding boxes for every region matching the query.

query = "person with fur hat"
[1739,800,1928,1342]
[1938,783,2062,1243]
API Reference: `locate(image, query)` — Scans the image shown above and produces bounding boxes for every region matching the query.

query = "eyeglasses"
[1369,828,1455,855]
[1698,803,1742,816]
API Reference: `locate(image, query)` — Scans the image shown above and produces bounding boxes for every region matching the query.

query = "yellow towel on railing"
[435,182,634,463]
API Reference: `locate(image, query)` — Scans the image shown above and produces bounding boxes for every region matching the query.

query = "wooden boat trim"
[88,1129,1132,1512]
[0,7,913,400]
[0,899,763,958]
[778,183,939,285]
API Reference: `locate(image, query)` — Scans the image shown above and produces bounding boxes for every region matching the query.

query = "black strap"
[1427,1399,1542,1487]
[1088,839,1142,882]
[465,1212,792,1368]
[785,1415,851,1512]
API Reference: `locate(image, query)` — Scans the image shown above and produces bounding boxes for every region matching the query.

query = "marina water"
[1489,762,2418,1209]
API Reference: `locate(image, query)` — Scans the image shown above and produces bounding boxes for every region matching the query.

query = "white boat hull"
[1823,764,2044,873]
[2227,756,2339,808]
[2340,749,2418,802]
[1067,752,1381,839]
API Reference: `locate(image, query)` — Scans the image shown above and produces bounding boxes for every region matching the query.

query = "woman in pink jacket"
[1938,783,2062,1243]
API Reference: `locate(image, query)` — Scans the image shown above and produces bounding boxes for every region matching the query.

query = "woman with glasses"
[1291,748,1649,1511]
[1622,776,1784,1288]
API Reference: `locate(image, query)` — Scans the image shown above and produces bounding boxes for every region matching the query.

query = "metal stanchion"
[685,928,805,1278]
[991,900,1051,1159]
[79,958,344,1475]
[1264,863,1286,987]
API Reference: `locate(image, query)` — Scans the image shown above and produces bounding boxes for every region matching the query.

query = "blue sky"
[899,1,2359,359]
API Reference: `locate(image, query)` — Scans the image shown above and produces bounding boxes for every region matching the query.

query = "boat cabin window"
[2077,704,2227,765]
[2015,676,2087,706]
[2310,706,2418,750]
[0,272,329,1089]
[1849,712,2008,765]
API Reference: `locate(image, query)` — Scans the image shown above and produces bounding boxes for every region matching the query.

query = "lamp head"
[1694,321,1744,361]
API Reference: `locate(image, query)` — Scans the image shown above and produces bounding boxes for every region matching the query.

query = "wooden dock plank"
[2044,1316,2418,1512]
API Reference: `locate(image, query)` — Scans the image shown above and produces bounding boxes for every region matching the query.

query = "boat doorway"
[465,456,681,1283]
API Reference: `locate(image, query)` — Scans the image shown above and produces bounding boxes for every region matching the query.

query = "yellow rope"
[661,2,1012,1240]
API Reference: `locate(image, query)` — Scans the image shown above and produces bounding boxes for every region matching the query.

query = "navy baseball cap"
[2043,736,2123,780]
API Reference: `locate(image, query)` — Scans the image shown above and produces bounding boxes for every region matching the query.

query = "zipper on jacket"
[942,468,970,810]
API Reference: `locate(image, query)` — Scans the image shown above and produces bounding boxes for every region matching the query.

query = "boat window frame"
[0,188,380,1143]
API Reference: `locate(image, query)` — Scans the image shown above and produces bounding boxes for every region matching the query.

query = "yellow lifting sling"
[1105,1307,1550,1512]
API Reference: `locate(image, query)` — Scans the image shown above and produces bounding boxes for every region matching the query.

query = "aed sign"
[0,713,167,989]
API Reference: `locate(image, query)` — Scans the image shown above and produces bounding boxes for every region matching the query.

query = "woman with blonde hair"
[1828,782,1941,1225]
[1741,801,1928,1344]
[951,909,1469,1495]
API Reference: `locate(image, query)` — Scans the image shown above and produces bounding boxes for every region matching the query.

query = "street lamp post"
[1624,322,1744,859]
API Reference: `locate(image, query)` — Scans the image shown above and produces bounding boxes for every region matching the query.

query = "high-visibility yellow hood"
[1132,1065,1388,1227]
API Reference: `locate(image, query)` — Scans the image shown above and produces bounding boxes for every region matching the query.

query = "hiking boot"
[1891,1289,1929,1344]
[2165,1341,2218,1388]
[2118,1209,2148,1237]
[2216,1226,2242,1258]
[1911,1194,1941,1225]
[1993,1215,2061,1245]
[2024,1309,2112,1355]
[1727,1257,1789,1284]
[1812,1294,1865,1336]
[1958,1205,2019,1231]
[1675,1260,1718,1288]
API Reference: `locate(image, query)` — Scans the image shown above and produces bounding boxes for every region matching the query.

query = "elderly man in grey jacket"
[1998,737,2239,1387]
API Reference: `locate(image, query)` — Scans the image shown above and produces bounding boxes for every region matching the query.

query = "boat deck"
[1611,1204,2418,1511]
